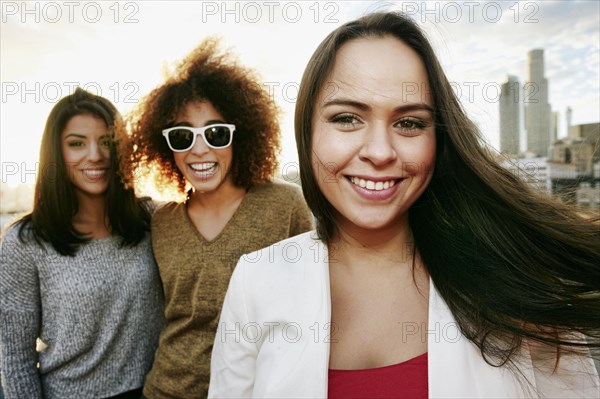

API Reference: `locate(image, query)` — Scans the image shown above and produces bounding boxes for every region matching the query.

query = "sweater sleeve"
[0,227,43,399]
[289,189,314,237]
[208,258,257,398]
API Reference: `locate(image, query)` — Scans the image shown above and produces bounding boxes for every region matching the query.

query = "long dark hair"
[295,11,599,367]
[17,87,151,256]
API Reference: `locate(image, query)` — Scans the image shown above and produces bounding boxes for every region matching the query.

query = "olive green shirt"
[143,181,313,399]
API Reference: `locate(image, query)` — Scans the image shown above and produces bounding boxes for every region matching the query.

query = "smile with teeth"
[82,169,107,179]
[190,162,217,173]
[349,176,397,191]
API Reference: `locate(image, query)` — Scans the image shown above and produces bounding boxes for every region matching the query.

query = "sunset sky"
[1,0,599,194]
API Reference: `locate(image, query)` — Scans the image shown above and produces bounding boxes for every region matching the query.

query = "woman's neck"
[330,213,416,269]
[187,178,247,211]
[72,192,110,238]
[185,179,248,241]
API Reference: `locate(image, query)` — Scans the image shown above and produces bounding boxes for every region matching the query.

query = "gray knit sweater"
[0,225,165,398]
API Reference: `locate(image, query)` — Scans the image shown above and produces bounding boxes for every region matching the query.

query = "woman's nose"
[358,124,398,166]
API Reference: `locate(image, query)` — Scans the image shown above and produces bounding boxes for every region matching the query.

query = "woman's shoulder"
[229,231,325,306]
[238,230,321,268]
[151,200,187,235]
[1,221,20,246]
[250,179,305,202]
[1,216,33,244]
[0,217,39,258]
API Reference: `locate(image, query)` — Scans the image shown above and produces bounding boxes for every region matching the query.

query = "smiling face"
[311,36,436,237]
[61,114,111,199]
[171,100,235,194]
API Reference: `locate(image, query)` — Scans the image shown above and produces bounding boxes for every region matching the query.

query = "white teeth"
[83,169,106,178]
[190,163,216,171]
[349,176,396,191]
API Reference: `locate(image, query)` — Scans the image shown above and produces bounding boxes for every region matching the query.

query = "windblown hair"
[16,87,151,256]
[295,11,600,368]
[120,37,281,193]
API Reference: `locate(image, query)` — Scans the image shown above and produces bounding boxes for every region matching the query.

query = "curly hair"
[120,37,281,194]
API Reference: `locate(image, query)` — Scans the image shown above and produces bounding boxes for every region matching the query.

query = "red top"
[327,352,428,399]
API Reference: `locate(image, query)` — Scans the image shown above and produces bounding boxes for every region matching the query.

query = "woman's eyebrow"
[393,103,434,114]
[322,98,434,114]
[322,98,370,111]
[63,133,87,139]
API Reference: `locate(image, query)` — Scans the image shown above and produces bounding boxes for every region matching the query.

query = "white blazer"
[209,231,599,398]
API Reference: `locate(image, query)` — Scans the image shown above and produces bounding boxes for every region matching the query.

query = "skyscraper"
[499,75,522,156]
[566,106,573,134]
[551,111,559,142]
[525,49,552,157]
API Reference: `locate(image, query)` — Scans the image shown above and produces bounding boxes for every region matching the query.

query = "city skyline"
[497,45,599,209]
[498,48,553,157]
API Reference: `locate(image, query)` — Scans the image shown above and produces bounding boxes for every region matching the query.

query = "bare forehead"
[63,114,107,131]
[65,114,106,129]
[322,36,431,104]
[177,99,224,121]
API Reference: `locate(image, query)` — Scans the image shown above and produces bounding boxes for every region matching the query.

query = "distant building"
[568,122,600,162]
[566,106,572,134]
[499,75,522,156]
[551,111,559,143]
[576,181,600,210]
[500,155,550,193]
[547,122,599,204]
[550,138,594,176]
[524,49,552,157]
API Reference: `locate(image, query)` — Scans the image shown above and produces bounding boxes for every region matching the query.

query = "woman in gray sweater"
[0,88,164,398]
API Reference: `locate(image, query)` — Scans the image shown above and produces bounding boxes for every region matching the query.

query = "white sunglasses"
[162,124,236,152]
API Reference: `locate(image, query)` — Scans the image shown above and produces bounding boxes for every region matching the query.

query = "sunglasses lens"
[167,128,194,151]
[205,125,232,148]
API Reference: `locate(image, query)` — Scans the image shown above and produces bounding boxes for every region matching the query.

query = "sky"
[1,0,599,196]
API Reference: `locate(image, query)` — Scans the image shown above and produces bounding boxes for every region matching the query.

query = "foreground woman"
[210,12,599,398]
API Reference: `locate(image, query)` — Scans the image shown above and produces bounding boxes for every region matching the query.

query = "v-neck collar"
[182,185,254,244]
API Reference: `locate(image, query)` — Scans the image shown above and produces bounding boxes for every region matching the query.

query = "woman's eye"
[396,118,427,132]
[67,141,84,147]
[330,113,361,128]
[101,139,111,148]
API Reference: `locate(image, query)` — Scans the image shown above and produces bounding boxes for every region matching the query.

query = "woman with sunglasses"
[0,88,164,398]
[209,11,600,398]
[119,37,314,398]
